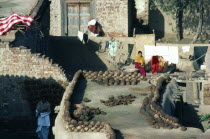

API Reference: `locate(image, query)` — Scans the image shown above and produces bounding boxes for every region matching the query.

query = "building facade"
[50,0,136,37]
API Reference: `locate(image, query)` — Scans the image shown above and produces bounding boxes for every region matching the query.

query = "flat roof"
[0,0,38,17]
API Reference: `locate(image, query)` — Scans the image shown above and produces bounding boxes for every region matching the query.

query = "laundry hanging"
[108,41,117,57]
[0,12,34,36]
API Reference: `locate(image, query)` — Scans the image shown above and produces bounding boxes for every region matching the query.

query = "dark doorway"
[194,46,208,69]
[148,2,165,39]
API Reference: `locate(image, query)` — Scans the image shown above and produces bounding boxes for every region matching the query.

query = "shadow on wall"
[0,75,66,139]
[148,5,165,39]
[181,104,204,131]
[70,78,87,105]
[48,36,107,79]
[11,1,50,56]
[128,0,135,37]
[194,46,208,70]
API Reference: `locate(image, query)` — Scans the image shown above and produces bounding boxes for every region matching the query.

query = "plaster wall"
[89,37,134,70]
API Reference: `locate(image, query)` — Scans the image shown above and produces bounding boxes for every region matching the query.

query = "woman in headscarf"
[151,56,159,73]
[134,51,146,78]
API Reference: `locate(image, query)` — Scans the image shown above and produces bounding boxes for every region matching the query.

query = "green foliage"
[205,125,210,129]
[199,114,210,130]
[199,114,210,122]
[149,0,198,17]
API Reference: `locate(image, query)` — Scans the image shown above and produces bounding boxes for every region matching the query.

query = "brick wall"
[0,45,68,119]
[0,46,67,82]
[96,0,129,37]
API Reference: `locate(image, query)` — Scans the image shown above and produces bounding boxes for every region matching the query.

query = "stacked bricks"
[0,46,67,83]
[96,0,128,37]
[63,71,115,138]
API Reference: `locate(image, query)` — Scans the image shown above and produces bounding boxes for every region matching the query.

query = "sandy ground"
[72,80,203,139]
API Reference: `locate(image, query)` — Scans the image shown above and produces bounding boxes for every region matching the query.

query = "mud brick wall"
[203,83,210,105]
[96,0,129,37]
[0,46,67,82]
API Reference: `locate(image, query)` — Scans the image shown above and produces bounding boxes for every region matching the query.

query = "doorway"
[67,3,90,36]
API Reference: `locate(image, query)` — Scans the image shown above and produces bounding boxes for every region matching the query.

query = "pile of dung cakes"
[100,94,136,107]
[73,106,107,121]
[140,74,187,131]
[82,70,143,86]
[63,71,115,138]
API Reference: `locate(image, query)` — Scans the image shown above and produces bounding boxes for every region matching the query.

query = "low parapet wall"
[54,71,115,139]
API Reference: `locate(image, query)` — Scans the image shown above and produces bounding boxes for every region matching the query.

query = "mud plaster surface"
[74,80,203,139]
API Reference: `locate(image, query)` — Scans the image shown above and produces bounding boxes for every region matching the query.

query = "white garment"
[90,32,98,37]
[88,19,96,26]
[168,46,179,64]
[78,31,84,42]
[182,46,190,53]
[36,111,50,133]
[108,41,117,56]
[144,45,179,64]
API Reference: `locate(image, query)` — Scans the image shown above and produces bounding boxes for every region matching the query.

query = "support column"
[205,45,210,82]
[193,82,200,104]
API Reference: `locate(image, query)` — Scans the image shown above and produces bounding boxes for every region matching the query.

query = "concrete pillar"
[205,45,210,82]
[193,82,200,104]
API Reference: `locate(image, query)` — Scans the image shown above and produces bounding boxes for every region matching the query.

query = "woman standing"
[134,51,146,78]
